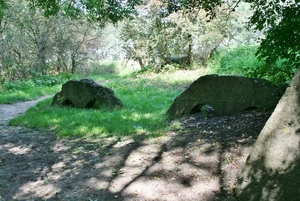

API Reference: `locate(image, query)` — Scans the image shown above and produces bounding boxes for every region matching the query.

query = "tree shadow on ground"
[0,110,271,201]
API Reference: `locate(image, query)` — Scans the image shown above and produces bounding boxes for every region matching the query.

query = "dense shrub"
[1,73,73,91]
[207,46,296,86]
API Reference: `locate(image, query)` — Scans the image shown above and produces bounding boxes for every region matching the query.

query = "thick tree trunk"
[235,68,300,201]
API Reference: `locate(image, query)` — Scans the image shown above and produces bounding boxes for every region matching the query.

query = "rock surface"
[51,79,123,109]
[167,74,282,117]
[235,68,300,201]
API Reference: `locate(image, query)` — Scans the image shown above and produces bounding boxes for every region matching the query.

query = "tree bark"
[187,34,193,65]
[235,68,300,201]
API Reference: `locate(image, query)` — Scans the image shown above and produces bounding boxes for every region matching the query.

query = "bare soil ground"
[0,97,272,201]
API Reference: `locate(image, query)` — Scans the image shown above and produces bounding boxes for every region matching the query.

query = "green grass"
[9,68,209,138]
[0,73,74,104]
[0,85,61,104]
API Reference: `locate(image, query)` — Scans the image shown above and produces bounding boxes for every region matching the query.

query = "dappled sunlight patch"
[78,125,89,133]
[83,177,105,190]
[125,143,160,167]
[50,141,71,152]
[94,155,125,171]
[97,168,115,179]
[186,144,220,168]
[263,127,300,170]
[48,117,62,125]
[123,175,218,201]
[51,162,66,171]
[15,181,59,200]
[70,159,85,169]
[112,138,135,148]
[8,145,31,155]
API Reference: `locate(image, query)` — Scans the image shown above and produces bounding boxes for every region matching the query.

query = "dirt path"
[0,97,271,201]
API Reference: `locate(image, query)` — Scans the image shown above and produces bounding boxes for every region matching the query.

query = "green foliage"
[159,0,300,80]
[31,73,65,87]
[208,46,294,85]
[131,65,155,75]
[247,0,300,70]
[257,59,297,86]
[120,1,258,71]
[208,46,265,76]
[0,85,60,104]
[130,63,181,76]
[0,0,7,19]
[2,80,35,91]
[0,73,74,104]
[163,0,223,17]
[25,0,142,25]
[0,1,107,80]
[92,61,119,75]
[1,73,72,90]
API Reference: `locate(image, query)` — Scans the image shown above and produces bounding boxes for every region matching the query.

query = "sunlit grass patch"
[10,99,168,138]
[0,73,73,104]
[8,66,211,138]
[9,77,179,138]
[0,85,61,104]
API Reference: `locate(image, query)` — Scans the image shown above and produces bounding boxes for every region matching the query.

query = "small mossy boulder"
[51,79,123,109]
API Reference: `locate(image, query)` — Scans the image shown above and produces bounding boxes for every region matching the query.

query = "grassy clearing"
[6,45,294,139]
[9,68,210,138]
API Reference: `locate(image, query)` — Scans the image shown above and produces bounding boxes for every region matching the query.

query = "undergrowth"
[0,73,74,104]
[208,45,295,86]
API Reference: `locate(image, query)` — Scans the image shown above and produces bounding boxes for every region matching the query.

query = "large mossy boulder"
[235,69,300,201]
[167,74,283,117]
[51,79,123,109]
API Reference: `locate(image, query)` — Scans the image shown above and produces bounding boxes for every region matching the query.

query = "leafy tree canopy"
[1,0,142,25]
[1,0,298,69]
[0,0,8,19]
[165,0,300,68]
[162,0,223,17]
[248,0,300,67]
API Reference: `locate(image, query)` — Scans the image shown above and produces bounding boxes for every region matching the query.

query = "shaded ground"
[0,97,272,201]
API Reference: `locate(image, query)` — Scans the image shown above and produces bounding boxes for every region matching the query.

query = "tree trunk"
[37,46,47,74]
[187,34,193,65]
[137,57,144,68]
[235,68,300,201]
